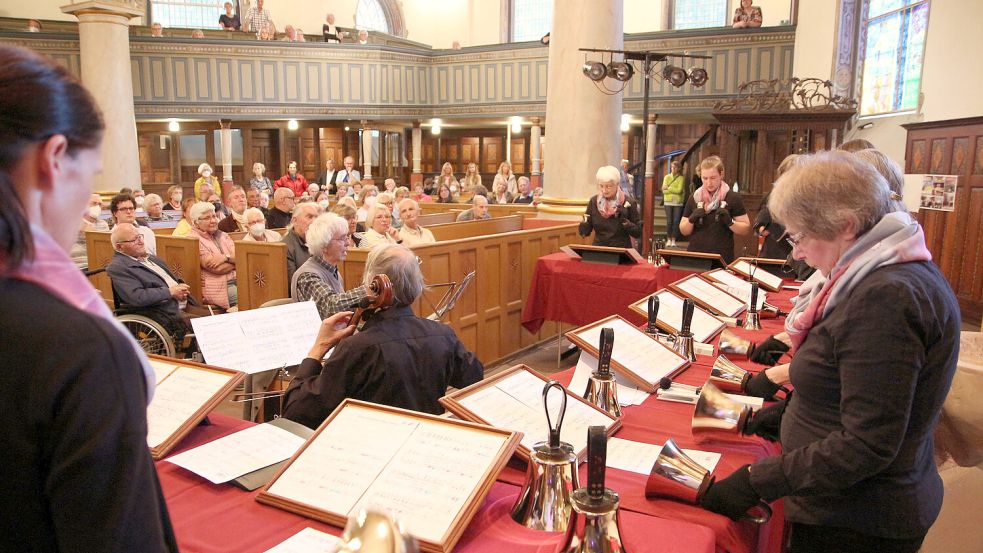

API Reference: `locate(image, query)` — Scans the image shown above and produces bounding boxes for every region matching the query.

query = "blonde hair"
[698,155,725,175]
[775,154,800,179]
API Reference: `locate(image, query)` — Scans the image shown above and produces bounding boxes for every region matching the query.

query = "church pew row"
[418,202,538,219]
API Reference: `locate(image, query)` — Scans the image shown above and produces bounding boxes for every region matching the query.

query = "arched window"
[356,0,391,34]
[859,0,929,116]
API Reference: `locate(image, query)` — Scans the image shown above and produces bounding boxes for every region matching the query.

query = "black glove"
[743,370,783,400]
[715,208,733,227]
[699,465,761,521]
[749,336,790,366]
[688,208,707,224]
[743,397,788,442]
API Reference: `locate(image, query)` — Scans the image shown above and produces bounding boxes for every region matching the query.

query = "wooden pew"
[85,230,115,303]
[418,202,537,219]
[86,231,202,307]
[425,214,524,241]
[234,240,289,311]
[416,212,456,226]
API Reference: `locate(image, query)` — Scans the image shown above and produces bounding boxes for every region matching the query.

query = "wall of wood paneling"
[905,117,983,325]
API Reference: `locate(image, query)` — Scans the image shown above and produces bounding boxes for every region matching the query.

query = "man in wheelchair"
[107,223,207,355]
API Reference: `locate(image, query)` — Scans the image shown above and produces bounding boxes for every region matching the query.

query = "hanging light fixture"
[167,119,180,132]
[510,116,522,133]
[430,118,441,135]
[582,61,607,82]
[662,66,689,88]
[287,119,299,131]
[607,61,634,82]
[689,68,708,87]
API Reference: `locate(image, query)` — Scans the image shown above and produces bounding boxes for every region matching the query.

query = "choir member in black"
[679,155,752,263]
[578,165,642,248]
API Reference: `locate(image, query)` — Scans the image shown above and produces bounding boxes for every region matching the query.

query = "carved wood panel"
[483,138,503,174]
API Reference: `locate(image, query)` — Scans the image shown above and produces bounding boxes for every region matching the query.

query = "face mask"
[172,194,182,203]
[319,200,330,210]
[135,196,144,207]
[202,170,212,178]
[249,223,265,237]
[87,205,101,219]
[450,184,458,193]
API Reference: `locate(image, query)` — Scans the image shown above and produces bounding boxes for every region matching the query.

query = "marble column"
[360,120,373,184]
[61,1,144,193]
[642,113,658,253]
[219,119,233,194]
[530,117,542,189]
[541,0,623,212]
[410,121,423,186]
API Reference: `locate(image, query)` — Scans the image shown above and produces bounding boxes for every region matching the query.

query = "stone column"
[360,120,373,184]
[219,119,233,193]
[530,117,542,189]
[642,113,658,253]
[410,121,423,186]
[61,0,144,193]
[541,0,623,213]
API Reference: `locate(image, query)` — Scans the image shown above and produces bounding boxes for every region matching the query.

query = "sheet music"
[707,270,767,309]
[149,359,179,384]
[569,353,649,406]
[674,276,745,317]
[263,528,339,553]
[191,301,321,374]
[267,404,509,543]
[165,423,306,484]
[575,317,688,387]
[643,290,726,343]
[607,437,721,475]
[732,260,783,290]
[146,367,234,448]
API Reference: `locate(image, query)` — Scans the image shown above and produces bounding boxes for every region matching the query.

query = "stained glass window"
[860,1,929,116]
[673,0,727,30]
[512,0,552,42]
[152,0,229,30]
[356,0,391,34]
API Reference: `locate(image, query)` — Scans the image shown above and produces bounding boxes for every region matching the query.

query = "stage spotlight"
[607,61,634,82]
[582,61,607,82]
[662,65,689,87]
[689,68,708,87]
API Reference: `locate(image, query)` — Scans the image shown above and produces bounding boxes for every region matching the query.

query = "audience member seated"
[71,193,109,269]
[295,29,306,42]
[322,13,349,43]
[513,176,534,203]
[242,207,281,242]
[189,202,237,311]
[207,190,230,218]
[132,189,146,210]
[457,194,490,221]
[356,184,379,222]
[394,185,409,205]
[217,185,248,233]
[422,176,436,195]
[436,183,455,203]
[490,178,514,204]
[283,203,319,283]
[411,181,431,203]
[246,187,268,217]
[194,163,219,200]
[578,165,641,248]
[460,163,481,195]
[244,0,274,34]
[143,194,172,221]
[151,22,163,37]
[732,0,763,28]
[171,197,197,237]
[219,2,241,30]
[316,192,331,211]
[266,187,295,229]
[435,162,460,198]
[163,184,183,211]
[376,192,399,227]
[331,203,361,248]
[281,244,484,428]
[275,161,309,197]
[111,193,157,254]
[302,182,319,203]
[107,223,204,338]
[258,25,275,41]
[359,202,400,249]
[470,184,489,201]
[356,30,369,44]
[337,155,360,185]
[679,155,751,263]
[397,199,436,246]
[282,25,299,41]
[190,29,205,39]
[532,186,544,205]
[317,158,339,192]
[493,161,517,195]
[334,183,349,201]
[291,213,368,319]
[249,162,273,195]
[382,178,397,194]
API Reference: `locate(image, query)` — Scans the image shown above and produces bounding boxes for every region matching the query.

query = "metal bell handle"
[741,500,773,524]
[647,296,660,333]
[543,380,567,449]
[748,282,759,313]
[681,298,695,335]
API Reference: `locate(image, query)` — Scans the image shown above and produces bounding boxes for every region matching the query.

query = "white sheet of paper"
[607,437,722,475]
[575,317,688,388]
[732,260,783,291]
[146,367,234,448]
[263,527,339,553]
[571,353,649,407]
[150,359,179,384]
[706,270,767,310]
[674,276,746,317]
[638,290,726,343]
[165,423,306,484]
[191,301,321,374]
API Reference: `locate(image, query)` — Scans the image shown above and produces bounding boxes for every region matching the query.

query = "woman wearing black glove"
[678,156,751,263]
[578,165,641,248]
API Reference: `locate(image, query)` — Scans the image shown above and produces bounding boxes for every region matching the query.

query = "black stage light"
[689,68,708,87]
[607,61,634,82]
[583,61,607,81]
[662,66,689,87]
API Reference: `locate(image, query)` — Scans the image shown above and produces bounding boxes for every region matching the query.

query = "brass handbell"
[336,508,419,553]
[743,282,762,330]
[584,327,622,418]
[760,301,787,318]
[644,438,771,523]
[561,427,627,553]
[718,329,755,358]
[708,355,751,394]
[511,380,580,532]
[672,298,697,362]
[691,382,752,443]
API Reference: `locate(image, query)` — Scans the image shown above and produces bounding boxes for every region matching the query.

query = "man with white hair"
[397,199,435,246]
[291,213,368,319]
[143,193,172,221]
[513,176,534,203]
[282,202,319,282]
[242,207,282,242]
[336,155,360,184]
[456,194,490,221]
[282,244,484,428]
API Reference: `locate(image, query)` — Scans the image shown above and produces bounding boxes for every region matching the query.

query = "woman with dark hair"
[0,45,177,551]
[436,182,455,203]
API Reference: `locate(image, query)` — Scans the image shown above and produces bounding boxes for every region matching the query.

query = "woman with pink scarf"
[0,45,176,551]
[679,155,752,262]
[577,165,641,248]
[698,151,959,553]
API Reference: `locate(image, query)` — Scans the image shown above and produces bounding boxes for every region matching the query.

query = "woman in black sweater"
[578,165,641,248]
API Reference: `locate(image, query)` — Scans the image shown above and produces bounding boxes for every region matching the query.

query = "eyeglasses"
[782,231,806,248]
[116,206,136,212]
[117,234,145,244]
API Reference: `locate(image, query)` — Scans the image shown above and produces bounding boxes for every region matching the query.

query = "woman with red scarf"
[578,165,641,248]
[679,155,752,262]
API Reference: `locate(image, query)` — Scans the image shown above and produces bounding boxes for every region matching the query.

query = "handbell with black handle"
[560,426,627,553]
[672,298,697,362]
[584,328,622,418]
[743,282,762,330]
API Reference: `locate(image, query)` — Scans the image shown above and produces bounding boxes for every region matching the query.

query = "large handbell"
[644,438,772,524]
[718,329,755,358]
[511,380,580,532]
[708,355,751,394]
[672,298,697,362]
[560,427,627,553]
[691,382,752,443]
[742,282,762,330]
[584,327,622,418]
[336,508,419,553]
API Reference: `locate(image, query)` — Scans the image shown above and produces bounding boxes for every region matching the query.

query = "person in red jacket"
[275,161,308,197]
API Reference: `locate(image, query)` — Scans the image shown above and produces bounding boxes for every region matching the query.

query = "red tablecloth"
[157,414,717,553]
[521,252,694,334]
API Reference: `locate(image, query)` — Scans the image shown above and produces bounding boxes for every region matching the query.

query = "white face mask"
[87,205,102,219]
[450,184,459,193]
[172,194,182,203]
[202,170,212,178]
[319,200,330,210]
[249,223,266,237]
[135,196,144,207]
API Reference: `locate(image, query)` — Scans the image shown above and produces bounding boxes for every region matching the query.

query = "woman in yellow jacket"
[661,160,685,247]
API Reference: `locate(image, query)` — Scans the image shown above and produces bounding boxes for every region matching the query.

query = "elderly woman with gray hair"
[699,151,959,553]
[282,243,484,429]
[578,165,642,248]
[189,201,237,310]
[291,213,368,319]
[358,200,401,249]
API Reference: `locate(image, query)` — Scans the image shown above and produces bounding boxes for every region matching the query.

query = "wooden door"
[482,137,503,174]
[460,137,480,168]
[251,129,280,182]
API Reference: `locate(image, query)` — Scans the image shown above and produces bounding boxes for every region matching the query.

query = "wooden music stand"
[656,249,726,272]
[561,244,645,265]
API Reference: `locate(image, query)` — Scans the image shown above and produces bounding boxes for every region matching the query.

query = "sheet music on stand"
[191,301,322,374]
